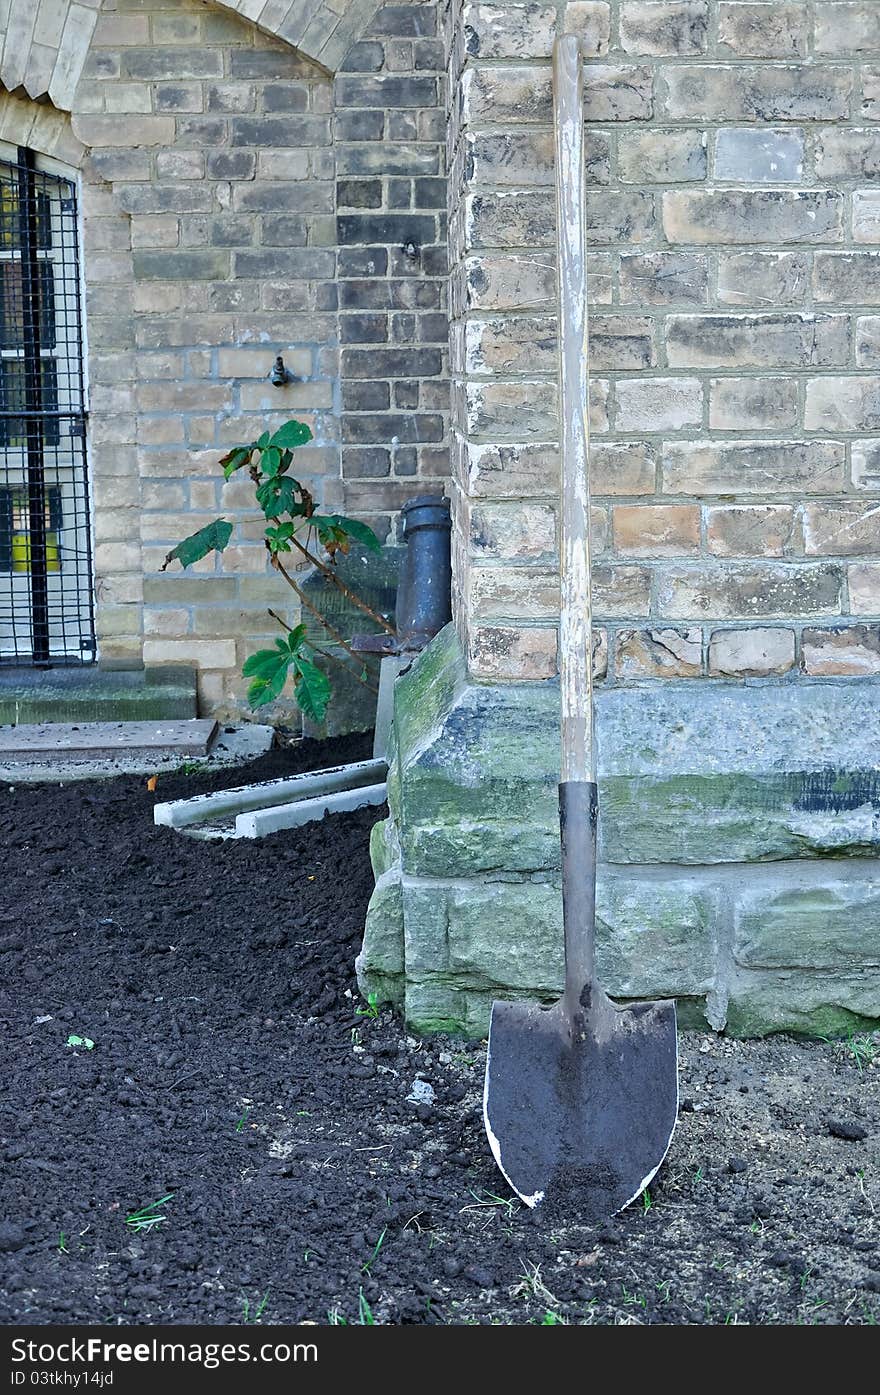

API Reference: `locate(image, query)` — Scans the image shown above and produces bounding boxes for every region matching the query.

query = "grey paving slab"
[0,719,218,764]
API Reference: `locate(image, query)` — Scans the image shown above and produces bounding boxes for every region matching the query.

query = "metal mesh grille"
[0,147,95,666]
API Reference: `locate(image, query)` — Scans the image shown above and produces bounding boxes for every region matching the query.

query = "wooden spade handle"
[554,35,594,784]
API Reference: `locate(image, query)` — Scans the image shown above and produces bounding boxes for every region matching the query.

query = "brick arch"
[0,87,85,167]
[212,0,383,74]
[0,0,381,108]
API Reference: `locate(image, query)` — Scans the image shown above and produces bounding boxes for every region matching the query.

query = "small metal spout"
[269,355,292,386]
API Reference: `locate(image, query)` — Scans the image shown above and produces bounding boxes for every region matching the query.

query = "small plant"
[327,1288,378,1326]
[176,760,207,777]
[621,1284,647,1309]
[125,1193,174,1234]
[242,1289,270,1324]
[846,1032,878,1073]
[452,1051,476,1070]
[641,1188,652,1214]
[57,1232,68,1254]
[163,420,393,723]
[460,1188,518,1219]
[539,1311,566,1325]
[66,1034,94,1051]
[356,991,380,1020]
[235,1109,249,1134]
[361,1228,387,1275]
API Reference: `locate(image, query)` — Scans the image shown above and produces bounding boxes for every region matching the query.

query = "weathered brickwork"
[67,0,340,710]
[334,3,449,536]
[4,0,880,719]
[449,0,880,683]
[0,0,387,105]
[0,0,447,714]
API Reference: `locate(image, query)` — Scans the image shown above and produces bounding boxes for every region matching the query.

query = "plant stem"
[290,535,396,636]
[267,607,294,633]
[270,553,375,670]
[312,645,379,695]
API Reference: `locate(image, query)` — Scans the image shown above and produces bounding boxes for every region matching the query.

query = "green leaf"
[265,521,296,553]
[311,517,347,553]
[261,446,282,478]
[66,1034,94,1050]
[161,519,233,571]
[256,476,300,519]
[247,668,290,709]
[242,649,286,681]
[293,657,331,724]
[243,643,299,709]
[220,446,252,480]
[313,515,382,554]
[330,515,383,553]
[269,420,312,450]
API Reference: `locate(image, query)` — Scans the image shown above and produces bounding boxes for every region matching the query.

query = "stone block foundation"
[357,625,880,1037]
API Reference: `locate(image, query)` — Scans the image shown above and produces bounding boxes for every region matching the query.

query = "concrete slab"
[0,720,274,783]
[0,719,218,764]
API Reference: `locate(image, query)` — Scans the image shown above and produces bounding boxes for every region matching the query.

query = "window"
[0,484,63,572]
[0,146,94,665]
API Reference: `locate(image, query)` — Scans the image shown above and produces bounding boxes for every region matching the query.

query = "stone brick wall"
[449,0,880,684]
[0,0,449,715]
[69,0,339,711]
[0,0,387,107]
[334,2,450,539]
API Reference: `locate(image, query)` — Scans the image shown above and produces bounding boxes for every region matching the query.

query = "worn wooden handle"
[554,35,594,783]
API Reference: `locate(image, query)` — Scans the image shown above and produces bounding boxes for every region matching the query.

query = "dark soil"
[1,734,878,1327]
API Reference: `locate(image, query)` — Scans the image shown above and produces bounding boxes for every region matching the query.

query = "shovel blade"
[484,994,678,1216]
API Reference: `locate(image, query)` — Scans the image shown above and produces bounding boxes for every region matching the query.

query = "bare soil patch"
[1,736,877,1326]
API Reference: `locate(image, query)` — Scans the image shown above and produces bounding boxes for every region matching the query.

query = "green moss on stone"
[673,998,713,1032]
[357,870,405,1005]
[726,1000,879,1040]
[366,627,880,1040]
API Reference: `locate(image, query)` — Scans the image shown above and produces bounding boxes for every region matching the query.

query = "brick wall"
[334,3,449,540]
[449,0,880,683]
[60,0,449,715]
[72,0,339,711]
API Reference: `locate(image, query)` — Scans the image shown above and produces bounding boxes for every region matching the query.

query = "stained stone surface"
[357,626,880,1038]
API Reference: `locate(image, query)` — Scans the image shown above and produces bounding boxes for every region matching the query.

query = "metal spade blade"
[483,782,678,1213]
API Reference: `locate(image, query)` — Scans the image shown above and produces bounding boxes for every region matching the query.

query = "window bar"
[16,146,50,665]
